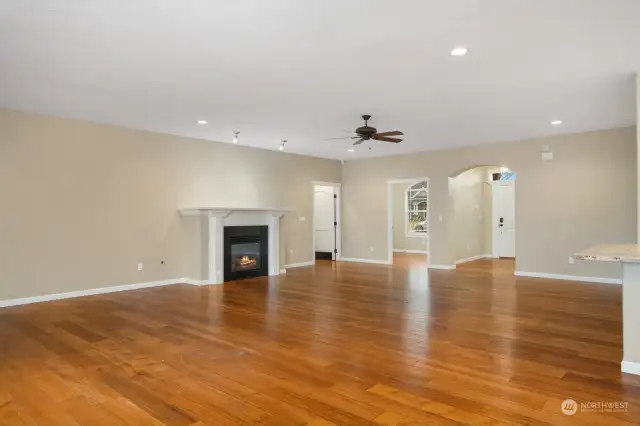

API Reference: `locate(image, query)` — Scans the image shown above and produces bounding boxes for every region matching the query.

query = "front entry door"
[492,181,516,257]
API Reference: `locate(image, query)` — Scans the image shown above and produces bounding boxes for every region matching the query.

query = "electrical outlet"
[568,256,575,264]
[137,262,143,271]
[467,242,470,250]
[369,246,375,252]
[289,249,294,255]
[439,215,443,222]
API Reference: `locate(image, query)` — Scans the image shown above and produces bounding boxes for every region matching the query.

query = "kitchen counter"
[573,243,640,376]
[572,243,640,264]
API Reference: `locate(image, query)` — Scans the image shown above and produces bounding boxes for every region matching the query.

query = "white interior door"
[492,182,516,258]
[314,186,336,258]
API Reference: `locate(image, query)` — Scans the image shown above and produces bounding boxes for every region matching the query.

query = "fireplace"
[224,225,269,281]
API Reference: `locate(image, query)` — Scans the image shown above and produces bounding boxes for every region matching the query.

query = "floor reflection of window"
[403,270,430,359]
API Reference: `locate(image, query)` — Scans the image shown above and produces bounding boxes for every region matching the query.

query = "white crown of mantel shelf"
[180,207,289,217]
[180,207,289,285]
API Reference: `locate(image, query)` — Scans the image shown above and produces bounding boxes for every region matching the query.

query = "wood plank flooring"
[1,253,639,425]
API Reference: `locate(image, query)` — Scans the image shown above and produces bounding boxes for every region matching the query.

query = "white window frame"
[405,182,429,238]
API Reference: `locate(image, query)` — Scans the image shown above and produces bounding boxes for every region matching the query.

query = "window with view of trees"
[406,181,428,237]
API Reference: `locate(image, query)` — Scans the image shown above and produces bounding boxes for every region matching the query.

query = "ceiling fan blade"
[374,136,403,143]
[375,130,404,137]
[352,138,366,145]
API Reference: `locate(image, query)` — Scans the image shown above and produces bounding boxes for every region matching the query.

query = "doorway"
[491,178,516,258]
[448,166,516,266]
[313,182,341,261]
[387,178,430,266]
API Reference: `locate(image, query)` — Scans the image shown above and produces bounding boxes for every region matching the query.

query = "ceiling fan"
[325,115,404,145]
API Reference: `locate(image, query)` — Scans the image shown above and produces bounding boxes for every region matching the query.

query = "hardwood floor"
[1,256,639,425]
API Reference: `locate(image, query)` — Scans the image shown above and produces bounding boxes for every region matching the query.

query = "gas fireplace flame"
[239,256,256,266]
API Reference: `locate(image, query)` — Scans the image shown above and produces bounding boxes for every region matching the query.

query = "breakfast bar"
[572,244,640,376]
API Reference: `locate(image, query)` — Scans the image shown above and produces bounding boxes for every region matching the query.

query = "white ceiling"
[1,0,639,160]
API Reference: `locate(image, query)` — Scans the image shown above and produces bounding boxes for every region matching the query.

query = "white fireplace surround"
[180,207,287,284]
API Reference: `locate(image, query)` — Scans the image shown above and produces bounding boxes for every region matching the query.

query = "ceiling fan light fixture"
[326,114,404,147]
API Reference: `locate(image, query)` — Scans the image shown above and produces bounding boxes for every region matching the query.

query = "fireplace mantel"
[180,207,288,285]
[180,207,289,216]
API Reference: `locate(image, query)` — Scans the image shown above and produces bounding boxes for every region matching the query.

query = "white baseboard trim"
[284,261,315,269]
[181,278,222,286]
[339,258,392,265]
[393,249,428,254]
[0,279,181,308]
[455,254,492,265]
[622,361,640,376]
[514,271,622,285]
[427,264,457,270]
[1,270,307,308]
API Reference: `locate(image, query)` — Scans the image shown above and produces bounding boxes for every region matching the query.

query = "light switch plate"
[542,151,554,162]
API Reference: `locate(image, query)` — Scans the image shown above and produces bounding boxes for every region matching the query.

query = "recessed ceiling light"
[197,120,207,124]
[451,47,468,56]
[551,120,563,126]
[347,149,355,153]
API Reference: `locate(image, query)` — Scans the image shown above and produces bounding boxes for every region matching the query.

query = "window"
[491,172,516,181]
[406,181,428,237]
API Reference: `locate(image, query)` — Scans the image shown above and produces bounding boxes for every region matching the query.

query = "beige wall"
[449,167,486,261]
[0,109,341,300]
[483,182,493,255]
[631,73,640,366]
[392,182,428,252]
[342,127,636,278]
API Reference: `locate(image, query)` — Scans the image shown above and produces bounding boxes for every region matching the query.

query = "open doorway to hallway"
[449,166,516,269]
[313,181,341,261]
[388,178,429,267]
